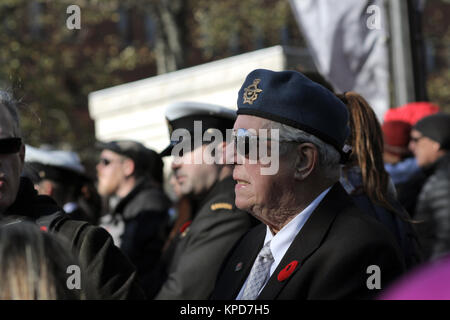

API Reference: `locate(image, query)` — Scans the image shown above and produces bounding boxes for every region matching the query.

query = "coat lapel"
[226,224,266,299]
[257,183,352,300]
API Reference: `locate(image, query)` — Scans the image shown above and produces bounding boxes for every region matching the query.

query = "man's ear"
[19,143,25,168]
[122,158,136,177]
[294,143,318,180]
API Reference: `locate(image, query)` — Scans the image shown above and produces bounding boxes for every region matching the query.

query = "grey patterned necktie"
[241,241,274,300]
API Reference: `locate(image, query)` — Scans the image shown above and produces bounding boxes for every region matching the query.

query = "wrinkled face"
[0,106,24,213]
[232,115,296,223]
[409,129,441,167]
[96,150,127,197]
[171,145,220,198]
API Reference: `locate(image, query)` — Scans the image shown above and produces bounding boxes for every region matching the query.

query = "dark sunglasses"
[171,137,211,157]
[98,158,113,166]
[231,128,295,159]
[0,137,22,154]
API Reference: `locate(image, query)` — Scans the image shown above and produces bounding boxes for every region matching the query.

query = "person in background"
[337,92,421,269]
[155,101,257,300]
[0,221,92,299]
[0,90,145,299]
[409,113,450,261]
[97,140,171,298]
[381,101,440,217]
[162,173,193,252]
[24,145,99,224]
[382,120,421,187]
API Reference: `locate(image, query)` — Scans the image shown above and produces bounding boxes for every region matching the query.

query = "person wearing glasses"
[211,69,406,300]
[96,140,171,298]
[154,101,257,300]
[0,90,145,299]
[408,113,450,261]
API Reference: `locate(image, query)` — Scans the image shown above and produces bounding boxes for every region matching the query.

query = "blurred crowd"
[0,69,449,300]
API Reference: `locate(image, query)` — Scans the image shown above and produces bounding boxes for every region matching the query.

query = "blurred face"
[0,106,24,213]
[232,115,296,225]
[409,129,442,167]
[96,150,127,197]
[171,145,220,198]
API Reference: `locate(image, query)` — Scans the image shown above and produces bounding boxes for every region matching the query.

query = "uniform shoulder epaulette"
[210,202,233,211]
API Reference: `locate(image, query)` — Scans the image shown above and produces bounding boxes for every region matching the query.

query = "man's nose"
[171,157,182,170]
[223,142,241,165]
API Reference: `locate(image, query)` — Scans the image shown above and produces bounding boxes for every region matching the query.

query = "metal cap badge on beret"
[160,101,236,157]
[237,69,350,156]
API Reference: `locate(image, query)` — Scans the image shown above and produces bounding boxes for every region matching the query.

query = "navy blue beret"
[237,69,350,154]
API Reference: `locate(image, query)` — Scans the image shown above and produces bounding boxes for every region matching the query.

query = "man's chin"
[0,196,14,213]
[234,198,252,213]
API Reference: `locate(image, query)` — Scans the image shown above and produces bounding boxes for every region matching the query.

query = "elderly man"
[0,90,145,299]
[96,140,171,298]
[409,113,450,261]
[155,102,257,300]
[211,69,406,300]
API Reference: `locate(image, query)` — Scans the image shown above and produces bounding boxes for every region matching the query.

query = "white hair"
[266,120,341,181]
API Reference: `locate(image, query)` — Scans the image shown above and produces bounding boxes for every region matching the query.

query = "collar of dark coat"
[113,178,170,220]
[256,182,353,300]
[422,151,450,177]
[195,175,236,211]
[5,177,61,220]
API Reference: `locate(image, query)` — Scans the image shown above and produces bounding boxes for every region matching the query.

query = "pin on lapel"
[179,220,192,238]
[235,262,243,272]
[277,260,299,282]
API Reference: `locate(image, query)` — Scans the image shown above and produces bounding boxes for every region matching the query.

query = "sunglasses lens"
[235,136,248,156]
[235,135,260,159]
[0,138,22,154]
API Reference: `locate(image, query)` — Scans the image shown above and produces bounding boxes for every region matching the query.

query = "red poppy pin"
[277,260,299,282]
[179,220,192,234]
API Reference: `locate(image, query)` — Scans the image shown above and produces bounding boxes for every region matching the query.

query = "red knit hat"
[382,120,412,156]
[383,102,440,125]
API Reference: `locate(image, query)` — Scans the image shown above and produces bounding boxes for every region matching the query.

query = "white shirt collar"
[263,186,332,276]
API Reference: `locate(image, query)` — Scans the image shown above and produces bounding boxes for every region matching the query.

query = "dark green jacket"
[155,176,258,300]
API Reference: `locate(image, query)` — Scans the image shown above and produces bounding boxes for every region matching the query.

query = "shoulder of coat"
[210,202,233,211]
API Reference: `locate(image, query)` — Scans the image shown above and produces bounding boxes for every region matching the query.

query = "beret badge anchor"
[243,79,263,105]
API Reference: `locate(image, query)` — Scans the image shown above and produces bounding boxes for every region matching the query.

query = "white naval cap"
[160,101,236,157]
[25,145,85,174]
[165,101,236,122]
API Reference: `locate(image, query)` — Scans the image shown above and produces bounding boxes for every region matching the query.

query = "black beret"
[96,140,163,182]
[414,113,450,150]
[237,69,350,154]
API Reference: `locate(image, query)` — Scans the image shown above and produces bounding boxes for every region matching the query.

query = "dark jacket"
[414,153,450,261]
[155,176,258,300]
[101,178,171,298]
[4,177,145,300]
[211,183,406,300]
[340,166,422,269]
